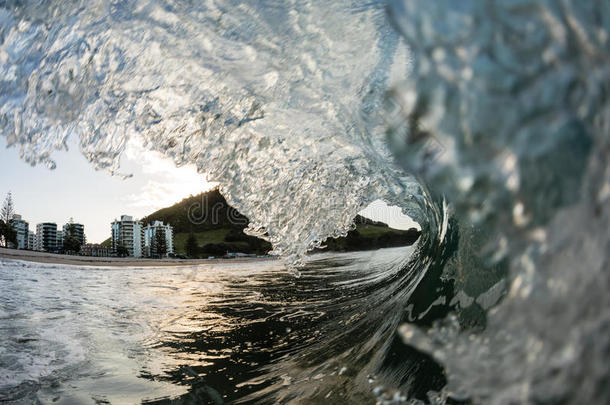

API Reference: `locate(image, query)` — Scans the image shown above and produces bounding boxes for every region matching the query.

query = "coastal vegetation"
[0,192,16,248]
[185,233,198,257]
[62,222,82,254]
[153,229,168,258]
[116,244,129,257]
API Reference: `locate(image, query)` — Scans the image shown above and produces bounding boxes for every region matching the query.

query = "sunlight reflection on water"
[0,247,417,404]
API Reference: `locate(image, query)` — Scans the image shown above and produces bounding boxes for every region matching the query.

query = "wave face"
[388,1,609,404]
[1,1,609,404]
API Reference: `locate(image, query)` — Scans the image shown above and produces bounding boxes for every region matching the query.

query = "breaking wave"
[1,1,608,403]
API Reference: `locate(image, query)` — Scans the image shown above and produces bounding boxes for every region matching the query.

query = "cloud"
[122,138,216,213]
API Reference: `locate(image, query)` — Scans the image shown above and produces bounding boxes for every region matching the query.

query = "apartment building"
[56,230,63,249]
[143,221,174,258]
[62,222,85,245]
[111,215,144,257]
[10,214,29,249]
[27,231,35,250]
[80,243,110,257]
[36,223,58,252]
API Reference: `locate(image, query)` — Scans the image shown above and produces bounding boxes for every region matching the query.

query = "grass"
[173,228,250,254]
[356,224,396,237]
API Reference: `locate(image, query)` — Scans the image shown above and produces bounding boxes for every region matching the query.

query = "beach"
[0,247,276,267]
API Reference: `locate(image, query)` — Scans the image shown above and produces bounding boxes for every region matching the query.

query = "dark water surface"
[0,246,440,404]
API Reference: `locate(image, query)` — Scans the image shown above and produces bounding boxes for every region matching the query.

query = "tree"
[1,192,15,247]
[1,192,14,225]
[63,222,81,253]
[63,236,81,254]
[154,229,167,258]
[63,223,82,254]
[0,220,6,247]
[186,233,198,258]
[0,220,17,248]
[116,243,129,257]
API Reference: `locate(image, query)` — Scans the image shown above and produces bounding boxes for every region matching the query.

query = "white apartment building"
[143,221,174,258]
[27,231,36,250]
[56,230,63,249]
[36,223,58,252]
[111,215,144,257]
[10,214,29,250]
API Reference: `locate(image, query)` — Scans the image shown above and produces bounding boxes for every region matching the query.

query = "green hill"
[142,189,271,257]
[318,216,420,253]
[141,189,248,233]
[141,189,420,257]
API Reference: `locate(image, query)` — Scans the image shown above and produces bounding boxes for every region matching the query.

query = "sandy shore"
[0,247,277,267]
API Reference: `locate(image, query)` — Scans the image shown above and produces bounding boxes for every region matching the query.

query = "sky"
[0,138,213,243]
[0,138,418,243]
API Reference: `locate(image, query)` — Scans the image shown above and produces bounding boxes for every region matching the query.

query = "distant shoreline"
[0,247,277,267]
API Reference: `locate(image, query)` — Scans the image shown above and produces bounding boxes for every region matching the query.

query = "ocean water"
[0,247,430,404]
[1,1,609,404]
